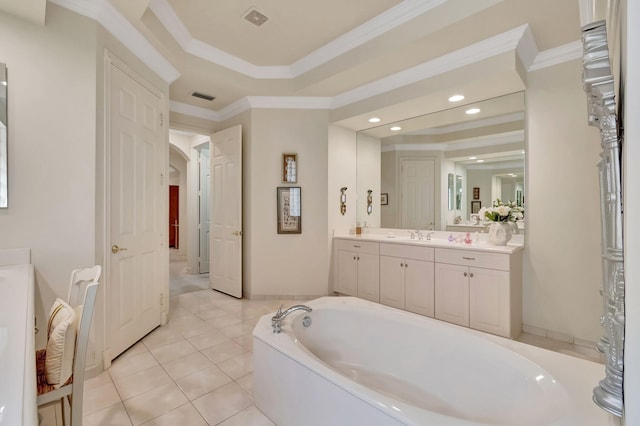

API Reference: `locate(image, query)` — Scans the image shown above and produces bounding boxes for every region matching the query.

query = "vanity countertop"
[334,231,524,254]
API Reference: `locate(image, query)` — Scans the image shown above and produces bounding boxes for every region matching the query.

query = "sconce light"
[340,187,347,215]
[367,190,373,215]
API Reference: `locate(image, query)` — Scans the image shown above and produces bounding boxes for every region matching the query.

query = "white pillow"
[45,298,78,388]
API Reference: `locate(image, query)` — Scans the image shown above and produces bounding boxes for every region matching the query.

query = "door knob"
[111,245,128,254]
[232,230,243,236]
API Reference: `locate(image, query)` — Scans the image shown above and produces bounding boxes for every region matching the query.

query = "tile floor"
[38,251,603,425]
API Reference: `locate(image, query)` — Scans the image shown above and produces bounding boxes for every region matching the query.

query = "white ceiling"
[8,0,583,130]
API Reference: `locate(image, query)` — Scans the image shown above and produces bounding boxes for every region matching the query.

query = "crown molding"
[247,96,333,109]
[289,0,447,77]
[528,40,582,71]
[51,0,180,83]
[332,24,529,109]
[515,25,539,71]
[382,130,524,152]
[409,112,525,135]
[149,0,446,79]
[170,101,220,121]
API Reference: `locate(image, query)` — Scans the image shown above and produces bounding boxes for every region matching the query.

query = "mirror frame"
[0,62,7,209]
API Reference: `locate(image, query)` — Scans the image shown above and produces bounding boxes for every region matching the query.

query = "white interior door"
[198,145,210,274]
[108,62,164,361]
[211,125,242,297]
[401,159,435,229]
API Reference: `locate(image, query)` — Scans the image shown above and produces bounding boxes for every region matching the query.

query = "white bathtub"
[253,297,617,426]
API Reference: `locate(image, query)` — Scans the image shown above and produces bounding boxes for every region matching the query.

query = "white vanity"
[333,232,523,339]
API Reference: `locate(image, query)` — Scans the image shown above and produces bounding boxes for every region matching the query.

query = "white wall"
[0,5,98,350]
[356,133,381,228]
[241,109,330,298]
[524,59,603,342]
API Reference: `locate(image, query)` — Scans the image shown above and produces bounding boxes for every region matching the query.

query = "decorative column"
[581,20,624,417]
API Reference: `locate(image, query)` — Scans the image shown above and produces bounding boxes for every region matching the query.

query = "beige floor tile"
[174,320,214,339]
[142,325,185,350]
[192,382,253,425]
[233,334,254,351]
[83,381,122,416]
[112,365,174,400]
[197,307,231,321]
[236,373,254,394]
[217,352,254,380]
[149,339,198,364]
[109,352,159,379]
[84,370,113,393]
[218,322,256,339]
[83,401,133,426]
[217,405,275,426]
[161,351,215,380]
[140,403,208,425]
[123,382,188,426]
[206,316,242,329]
[187,328,231,350]
[201,340,247,364]
[175,365,234,400]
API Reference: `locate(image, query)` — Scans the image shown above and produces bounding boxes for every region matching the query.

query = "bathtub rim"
[253,296,614,426]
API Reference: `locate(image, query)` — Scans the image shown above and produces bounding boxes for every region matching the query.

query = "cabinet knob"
[357,256,360,260]
[353,256,356,260]
[405,263,408,268]
[464,272,468,277]
[469,272,474,278]
[400,262,404,267]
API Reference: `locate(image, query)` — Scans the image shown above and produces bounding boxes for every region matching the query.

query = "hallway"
[169,250,209,297]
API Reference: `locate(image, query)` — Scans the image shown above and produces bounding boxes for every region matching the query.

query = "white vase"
[488,222,512,246]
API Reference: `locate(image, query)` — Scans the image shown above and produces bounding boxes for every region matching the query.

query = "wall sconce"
[367,190,373,215]
[340,187,347,215]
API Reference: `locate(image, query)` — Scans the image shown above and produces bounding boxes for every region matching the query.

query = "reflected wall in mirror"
[356,92,525,232]
[0,63,6,208]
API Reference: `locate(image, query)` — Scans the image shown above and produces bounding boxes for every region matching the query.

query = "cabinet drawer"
[336,239,379,255]
[380,243,434,261]
[435,248,510,271]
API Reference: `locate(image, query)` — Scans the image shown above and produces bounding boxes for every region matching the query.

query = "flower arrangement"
[478,199,524,223]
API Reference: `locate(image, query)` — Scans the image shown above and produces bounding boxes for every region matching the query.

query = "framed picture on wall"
[473,187,480,200]
[282,153,297,183]
[277,187,301,234]
[471,200,481,214]
[380,193,388,205]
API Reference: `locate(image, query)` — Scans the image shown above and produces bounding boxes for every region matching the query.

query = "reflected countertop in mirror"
[356,92,525,232]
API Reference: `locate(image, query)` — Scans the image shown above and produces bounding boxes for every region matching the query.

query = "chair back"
[69,265,101,413]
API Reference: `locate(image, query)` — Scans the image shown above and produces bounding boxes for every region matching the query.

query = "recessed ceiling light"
[476,159,485,163]
[368,117,381,123]
[522,150,525,154]
[390,126,402,131]
[448,94,465,102]
[466,108,481,115]
[469,156,477,160]
[0,81,6,86]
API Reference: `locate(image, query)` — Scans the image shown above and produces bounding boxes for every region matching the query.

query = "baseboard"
[522,323,598,348]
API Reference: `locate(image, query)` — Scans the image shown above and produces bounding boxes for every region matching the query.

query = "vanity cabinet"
[336,240,380,302]
[379,243,434,316]
[434,248,521,338]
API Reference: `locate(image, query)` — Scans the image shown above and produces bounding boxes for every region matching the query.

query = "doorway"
[169,185,179,248]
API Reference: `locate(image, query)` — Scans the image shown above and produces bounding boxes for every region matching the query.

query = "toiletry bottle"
[464,232,472,244]
[448,233,455,242]
[355,222,362,235]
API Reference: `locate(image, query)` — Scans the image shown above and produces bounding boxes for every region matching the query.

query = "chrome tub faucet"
[272,304,312,333]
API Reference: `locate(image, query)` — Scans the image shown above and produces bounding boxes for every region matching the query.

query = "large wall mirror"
[356,91,525,232]
[0,62,6,208]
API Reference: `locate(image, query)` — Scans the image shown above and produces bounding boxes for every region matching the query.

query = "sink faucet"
[271,304,312,333]
[425,231,436,241]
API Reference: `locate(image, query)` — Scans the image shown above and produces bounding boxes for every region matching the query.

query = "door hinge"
[160,293,164,306]
[160,113,164,126]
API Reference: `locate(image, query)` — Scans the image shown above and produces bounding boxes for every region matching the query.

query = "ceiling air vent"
[243,8,268,27]
[191,91,215,102]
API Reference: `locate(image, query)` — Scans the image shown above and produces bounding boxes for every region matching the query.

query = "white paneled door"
[401,159,435,230]
[108,60,164,361]
[211,125,243,298]
[198,145,211,274]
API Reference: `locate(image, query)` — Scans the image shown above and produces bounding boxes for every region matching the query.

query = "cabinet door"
[379,256,405,309]
[469,267,510,337]
[405,259,435,317]
[337,250,358,296]
[434,263,469,327]
[357,252,380,302]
